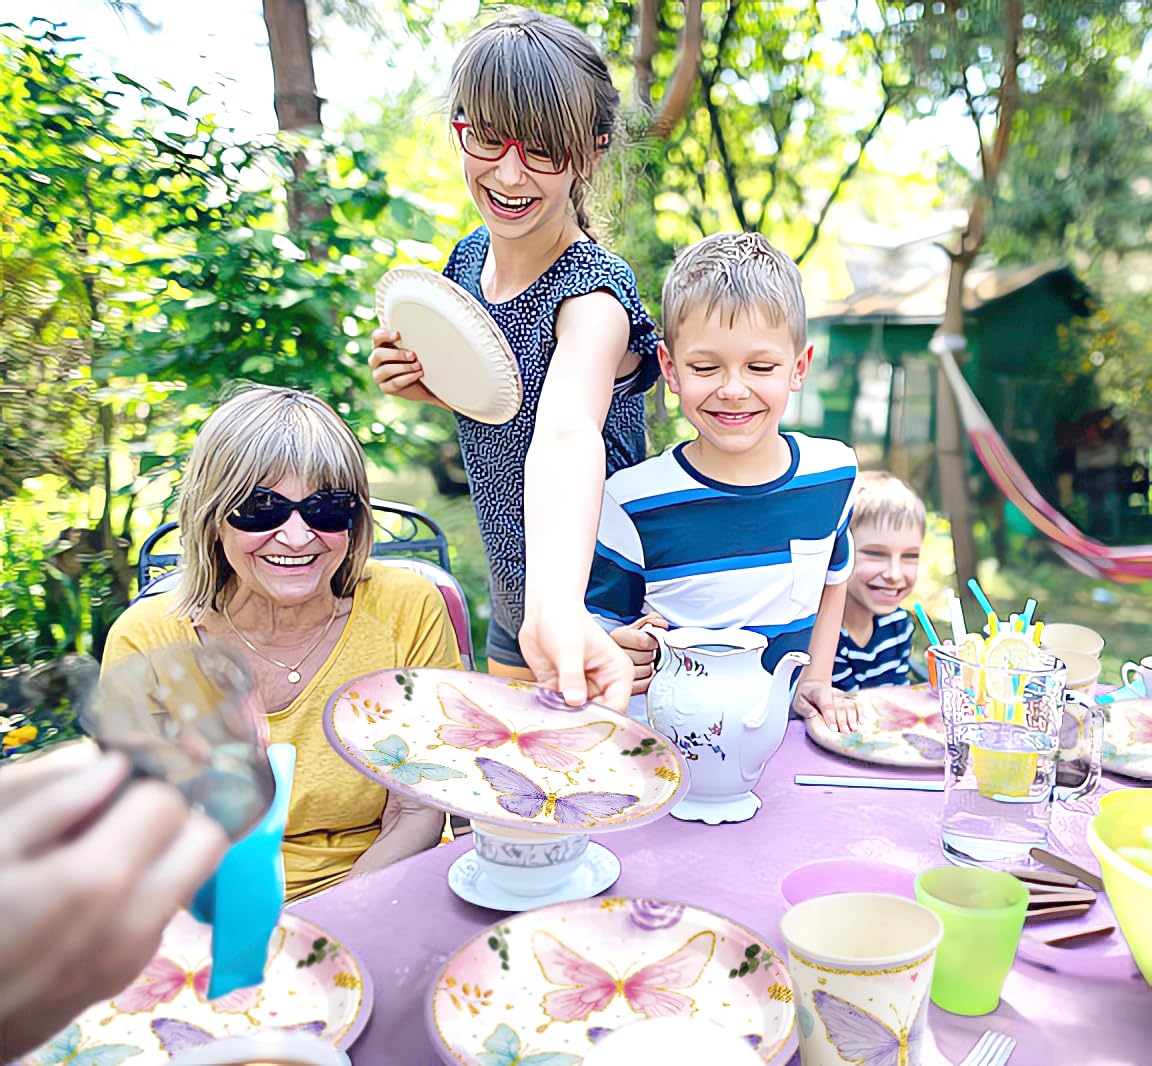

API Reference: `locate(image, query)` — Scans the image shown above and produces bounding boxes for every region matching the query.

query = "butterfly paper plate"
[16,911,371,1065]
[426,897,796,1065]
[323,669,688,835]
[375,267,521,424]
[1101,696,1152,781]
[804,684,947,769]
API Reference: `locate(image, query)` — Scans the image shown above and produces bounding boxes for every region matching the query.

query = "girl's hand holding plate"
[367,326,443,406]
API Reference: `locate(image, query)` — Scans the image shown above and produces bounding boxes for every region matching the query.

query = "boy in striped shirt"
[585,232,859,733]
[831,471,925,692]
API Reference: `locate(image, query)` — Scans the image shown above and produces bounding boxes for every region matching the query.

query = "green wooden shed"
[794,261,1093,508]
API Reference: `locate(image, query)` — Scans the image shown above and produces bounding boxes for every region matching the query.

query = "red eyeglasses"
[451,120,570,175]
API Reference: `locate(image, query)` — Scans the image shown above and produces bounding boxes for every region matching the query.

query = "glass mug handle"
[1054,691,1103,804]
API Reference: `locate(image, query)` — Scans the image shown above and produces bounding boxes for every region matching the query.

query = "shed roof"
[809,260,1071,323]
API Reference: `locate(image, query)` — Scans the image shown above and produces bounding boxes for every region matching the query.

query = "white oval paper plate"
[375,266,521,424]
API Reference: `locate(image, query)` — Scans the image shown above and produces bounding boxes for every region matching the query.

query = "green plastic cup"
[914,866,1027,1015]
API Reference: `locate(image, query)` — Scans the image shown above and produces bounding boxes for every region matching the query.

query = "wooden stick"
[1028,847,1105,892]
[1026,890,1097,908]
[1025,902,1094,922]
[1009,867,1079,888]
[1039,923,1116,947]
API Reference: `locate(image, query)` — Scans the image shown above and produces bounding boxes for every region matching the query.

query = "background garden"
[3,1,1151,754]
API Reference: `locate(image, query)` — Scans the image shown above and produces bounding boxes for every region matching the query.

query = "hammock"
[936,349,1152,584]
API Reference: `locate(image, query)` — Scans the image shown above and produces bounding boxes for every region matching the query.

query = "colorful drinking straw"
[947,590,966,644]
[913,602,940,646]
[967,578,996,619]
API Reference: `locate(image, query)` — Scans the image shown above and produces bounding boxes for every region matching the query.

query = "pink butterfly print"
[436,684,615,774]
[112,955,260,1014]
[475,757,639,825]
[873,694,943,733]
[1129,711,1152,746]
[812,989,926,1066]
[532,930,716,1023]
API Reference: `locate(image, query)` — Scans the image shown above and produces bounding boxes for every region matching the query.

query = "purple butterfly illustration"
[475,757,639,825]
[151,1018,326,1055]
[902,733,946,762]
[813,990,925,1066]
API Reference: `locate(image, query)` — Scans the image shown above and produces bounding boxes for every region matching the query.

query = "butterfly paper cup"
[779,893,942,1066]
[470,821,590,897]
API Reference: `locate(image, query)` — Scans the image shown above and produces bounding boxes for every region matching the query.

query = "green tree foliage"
[0,24,450,663]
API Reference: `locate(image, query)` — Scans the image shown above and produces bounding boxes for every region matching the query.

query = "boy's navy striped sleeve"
[586,487,646,625]
[826,473,857,585]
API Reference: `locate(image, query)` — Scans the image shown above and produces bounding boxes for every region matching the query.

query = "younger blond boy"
[832,471,926,691]
[585,232,859,732]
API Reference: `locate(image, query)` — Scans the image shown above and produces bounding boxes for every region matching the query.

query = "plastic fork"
[958,1030,1017,1066]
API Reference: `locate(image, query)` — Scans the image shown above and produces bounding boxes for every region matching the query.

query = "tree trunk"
[932,254,978,594]
[262,0,324,238]
[931,0,1023,596]
[634,0,658,109]
[648,0,704,139]
[263,0,322,131]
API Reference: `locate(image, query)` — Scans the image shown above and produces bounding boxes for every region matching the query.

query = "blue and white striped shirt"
[586,434,857,672]
[832,608,914,691]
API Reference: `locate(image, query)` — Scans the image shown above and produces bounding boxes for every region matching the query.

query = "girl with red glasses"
[369,9,658,710]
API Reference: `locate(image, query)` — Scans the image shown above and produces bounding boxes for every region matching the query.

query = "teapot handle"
[639,620,670,668]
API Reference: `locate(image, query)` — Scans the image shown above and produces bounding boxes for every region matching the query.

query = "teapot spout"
[745,650,810,733]
[737,649,810,783]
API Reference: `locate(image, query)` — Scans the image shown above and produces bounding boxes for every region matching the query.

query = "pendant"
[287,670,302,684]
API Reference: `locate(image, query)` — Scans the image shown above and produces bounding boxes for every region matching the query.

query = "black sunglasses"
[226,487,360,534]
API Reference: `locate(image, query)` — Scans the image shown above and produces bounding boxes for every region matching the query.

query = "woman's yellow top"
[101,561,462,901]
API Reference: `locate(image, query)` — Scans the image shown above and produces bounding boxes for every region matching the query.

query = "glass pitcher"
[932,646,1103,867]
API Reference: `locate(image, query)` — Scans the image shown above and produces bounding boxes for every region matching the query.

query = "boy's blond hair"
[851,471,927,535]
[661,232,807,354]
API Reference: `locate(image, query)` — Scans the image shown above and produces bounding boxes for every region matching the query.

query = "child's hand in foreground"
[609,613,669,696]
[367,327,443,406]
[793,680,859,733]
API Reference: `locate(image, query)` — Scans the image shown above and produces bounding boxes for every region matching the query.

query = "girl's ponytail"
[570,177,593,240]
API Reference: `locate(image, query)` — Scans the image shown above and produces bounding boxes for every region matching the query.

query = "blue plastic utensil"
[190,742,296,999]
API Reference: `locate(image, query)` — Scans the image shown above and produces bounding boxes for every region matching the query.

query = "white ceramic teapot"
[644,626,808,824]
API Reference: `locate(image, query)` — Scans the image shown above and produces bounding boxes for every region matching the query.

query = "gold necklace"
[222,598,341,684]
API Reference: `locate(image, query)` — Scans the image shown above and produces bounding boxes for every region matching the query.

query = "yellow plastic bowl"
[1087,788,1152,985]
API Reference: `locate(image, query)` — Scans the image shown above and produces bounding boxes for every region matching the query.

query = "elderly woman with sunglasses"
[102,386,461,902]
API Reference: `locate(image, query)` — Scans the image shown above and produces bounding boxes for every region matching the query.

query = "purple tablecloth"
[293,722,1151,1065]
